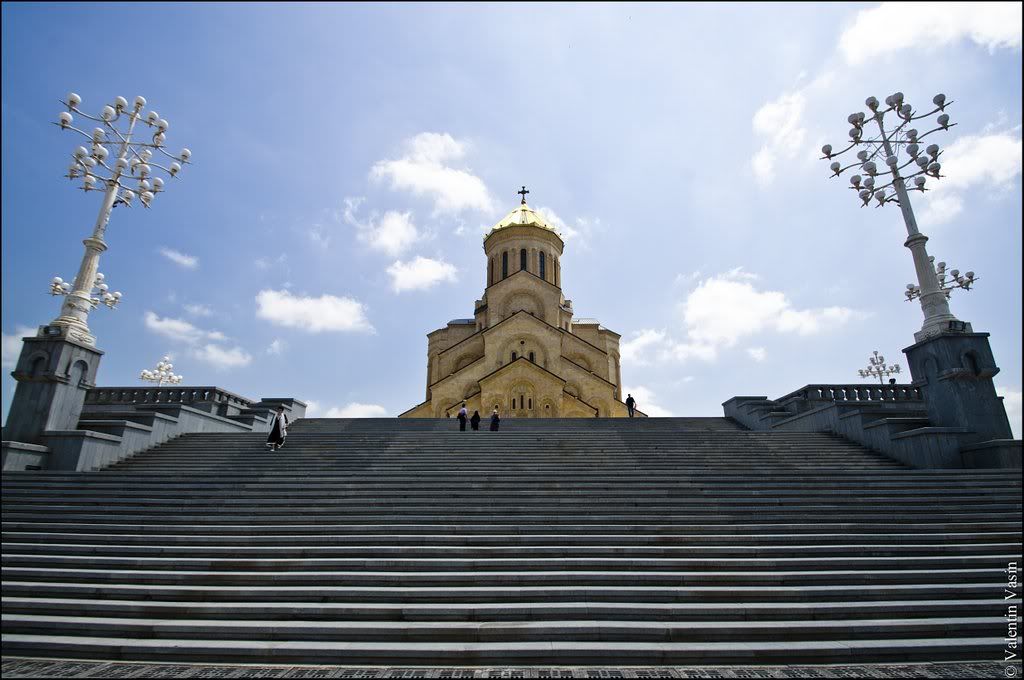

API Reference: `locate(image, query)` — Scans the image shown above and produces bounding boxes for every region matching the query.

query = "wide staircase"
[3,417,1021,666]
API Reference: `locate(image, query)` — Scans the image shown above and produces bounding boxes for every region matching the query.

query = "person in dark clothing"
[489,407,500,431]
[625,393,636,418]
[457,402,468,431]
[266,405,289,451]
[470,410,481,430]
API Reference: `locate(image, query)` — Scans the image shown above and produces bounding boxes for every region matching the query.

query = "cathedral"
[400,189,640,419]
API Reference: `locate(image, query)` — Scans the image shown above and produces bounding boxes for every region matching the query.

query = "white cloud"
[184,303,213,317]
[308,224,331,248]
[839,3,1022,66]
[918,131,1023,225]
[997,386,1022,439]
[751,91,808,186]
[622,270,862,366]
[143,312,250,372]
[621,329,717,366]
[144,311,221,345]
[192,343,252,369]
[255,289,374,333]
[534,205,600,245]
[371,132,494,215]
[159,247,198,270]
[267,339,286,355]
[621,385,674,418]
[386,256,458,293]
[345,199,424,257]
[747,347,767,362]
[684,271,861,345]
[305,400,388,418]
[2,325,36,369]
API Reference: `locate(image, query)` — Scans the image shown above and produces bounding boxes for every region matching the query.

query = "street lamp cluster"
[858,350,901,384]
[140,356,183,387]
[58,93,190,209]
[50,273,121,309]
[821,91,976,342]
[906,257,977,302]
[47,92,191,346]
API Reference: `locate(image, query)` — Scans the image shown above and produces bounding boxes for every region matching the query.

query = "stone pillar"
[3,326,103,444]
[903,328,1013,444]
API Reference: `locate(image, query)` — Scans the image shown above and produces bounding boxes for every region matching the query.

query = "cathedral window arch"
[489,258,494,285]
[529,351,535,363]
[502,251,508,279]
[511,351,517,361]
[520,248,527,271]
[539,251,546,281]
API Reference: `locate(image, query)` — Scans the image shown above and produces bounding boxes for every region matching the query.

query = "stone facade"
[400,200,638,418]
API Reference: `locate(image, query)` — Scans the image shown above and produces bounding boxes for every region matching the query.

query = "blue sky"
[2,3,1021,434]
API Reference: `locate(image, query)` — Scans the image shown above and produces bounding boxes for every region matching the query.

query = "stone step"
[3,614,1010,642]
[3,512,1011,525]
[8,521,1016,535]
[0,633,1009,664]
[5,596,1013,622]
[5,542,1018,559]
[1,566,1011,586]
[2,581,1006,603]
[6,530,1018,546]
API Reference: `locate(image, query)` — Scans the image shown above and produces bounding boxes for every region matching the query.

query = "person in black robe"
[470,410,481,431]
[489,408,500,431]
[266,405,289,451]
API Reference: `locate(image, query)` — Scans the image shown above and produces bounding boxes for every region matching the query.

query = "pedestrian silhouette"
[625,393,636,418]
[470,410,481,431]
[457,402,468,431]
[489,407,500,431]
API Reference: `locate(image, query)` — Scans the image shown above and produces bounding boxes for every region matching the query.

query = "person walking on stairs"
[489,407,501,431]
[457,403,468,431]
[470,410,481,431]
[266,405,289,451]
[625,393,636,418]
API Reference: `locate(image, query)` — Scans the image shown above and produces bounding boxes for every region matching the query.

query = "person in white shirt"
[457,403,468,431]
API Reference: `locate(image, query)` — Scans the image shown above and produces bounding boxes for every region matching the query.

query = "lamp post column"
[875,119,957,340]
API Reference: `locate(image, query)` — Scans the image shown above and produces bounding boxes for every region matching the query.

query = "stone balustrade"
[780,383,922,408]
[86,386,255,416]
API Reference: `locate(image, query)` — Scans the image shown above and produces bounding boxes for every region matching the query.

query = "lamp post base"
[903,327,1012,444]
[2,328,103,445]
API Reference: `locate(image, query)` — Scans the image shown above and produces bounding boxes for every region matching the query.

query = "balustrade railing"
[779,383,922,408]
[86,386,255,411]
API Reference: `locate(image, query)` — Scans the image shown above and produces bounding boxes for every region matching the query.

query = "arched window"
[512,397,517,409]
[511,351,517,361]
[528,398,533,409]
[489,258,494,285]
[502,252,508,279]
[520,248,527,271]
[539,252,546,281]
[529,351,535,362]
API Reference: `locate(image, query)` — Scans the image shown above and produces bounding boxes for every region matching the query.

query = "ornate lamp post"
[140,357,183,387]
[49,92,191,346]
[819,91,1013,445]
[858,350,901,385]
[820,91,968,342]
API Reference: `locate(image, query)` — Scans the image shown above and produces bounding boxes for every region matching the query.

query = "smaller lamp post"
[140,357,183,387]
[858,350,901,384]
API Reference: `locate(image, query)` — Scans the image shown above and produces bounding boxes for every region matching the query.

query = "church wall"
[484,275,562,327]
[484,315,563,373]
[437,335,485,378]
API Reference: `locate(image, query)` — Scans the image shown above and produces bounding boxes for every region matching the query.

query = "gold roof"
[486,202,562,239]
